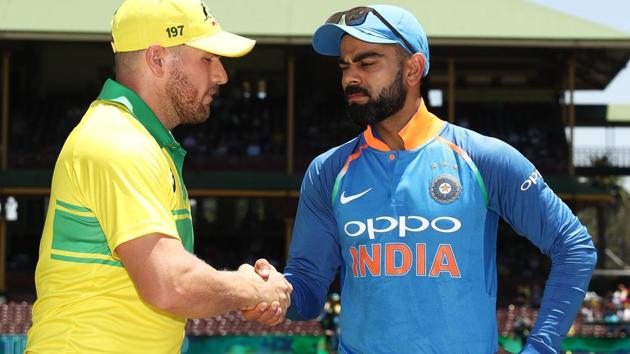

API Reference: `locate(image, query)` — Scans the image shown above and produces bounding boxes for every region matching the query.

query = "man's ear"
[145,45,168,77]
[406,53,425,86]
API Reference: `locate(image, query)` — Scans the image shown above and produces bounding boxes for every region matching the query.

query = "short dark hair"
[392,45,409,62]
[392,45,424,95]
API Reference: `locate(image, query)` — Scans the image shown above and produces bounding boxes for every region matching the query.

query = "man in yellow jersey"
[25,1,291,353]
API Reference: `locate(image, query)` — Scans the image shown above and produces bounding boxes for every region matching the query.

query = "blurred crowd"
[8,93,569,176]
[580,284,630,324]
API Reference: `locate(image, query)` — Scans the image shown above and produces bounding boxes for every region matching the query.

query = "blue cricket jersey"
[284,100,596,354]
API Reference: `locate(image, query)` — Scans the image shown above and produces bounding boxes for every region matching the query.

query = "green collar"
[97,79,179,150]
[97,79,188,201]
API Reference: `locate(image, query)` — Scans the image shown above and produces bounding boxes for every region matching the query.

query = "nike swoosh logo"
[340,188,373,205]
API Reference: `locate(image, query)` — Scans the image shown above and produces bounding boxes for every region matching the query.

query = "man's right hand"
[239,259,293,325]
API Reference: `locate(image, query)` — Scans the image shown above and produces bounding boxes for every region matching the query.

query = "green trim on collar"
[97,79,176,149]
[97,79,188,201]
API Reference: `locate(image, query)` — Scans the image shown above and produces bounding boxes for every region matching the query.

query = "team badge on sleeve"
[430,174,461,204]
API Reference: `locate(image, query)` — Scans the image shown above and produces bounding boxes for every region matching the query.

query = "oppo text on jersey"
[344,215,462,240]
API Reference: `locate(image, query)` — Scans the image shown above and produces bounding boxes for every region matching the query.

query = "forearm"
[525,235,597,353]
[285,271,329,320]
[117,234,266,319]
[162,256,261,318]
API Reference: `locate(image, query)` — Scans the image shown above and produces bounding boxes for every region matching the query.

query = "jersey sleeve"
[284,152,343,321]
[473,136,597,353]
[74,129,180,257]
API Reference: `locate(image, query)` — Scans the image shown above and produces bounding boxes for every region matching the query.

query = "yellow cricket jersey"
[26,79,194,354]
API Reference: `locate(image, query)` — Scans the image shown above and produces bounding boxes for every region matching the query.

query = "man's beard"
[166,66,210,125]
[344,69,407,129]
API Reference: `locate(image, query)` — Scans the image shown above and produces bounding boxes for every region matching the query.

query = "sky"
[527,0,630,190]
[527,0,630,104]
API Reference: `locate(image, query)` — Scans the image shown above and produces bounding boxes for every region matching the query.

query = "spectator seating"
[1,301,626,338]
[0,301,322,336]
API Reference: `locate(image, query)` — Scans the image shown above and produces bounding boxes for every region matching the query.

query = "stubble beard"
[345,68,407,129]
[166,66,211,126]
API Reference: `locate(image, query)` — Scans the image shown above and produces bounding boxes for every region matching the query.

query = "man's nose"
[212,58,228,85]
[341,66,361,88]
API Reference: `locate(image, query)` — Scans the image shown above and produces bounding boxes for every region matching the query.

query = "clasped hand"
[238,259,292,325]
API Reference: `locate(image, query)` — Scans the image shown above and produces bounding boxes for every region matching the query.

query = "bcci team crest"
[430,174,461,204]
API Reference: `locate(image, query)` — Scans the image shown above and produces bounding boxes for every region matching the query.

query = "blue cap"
[312,4,430,77]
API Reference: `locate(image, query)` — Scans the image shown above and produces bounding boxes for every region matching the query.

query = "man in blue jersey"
[244,4,597,353]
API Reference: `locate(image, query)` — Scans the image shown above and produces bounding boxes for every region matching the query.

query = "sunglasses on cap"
[326,6,418,55]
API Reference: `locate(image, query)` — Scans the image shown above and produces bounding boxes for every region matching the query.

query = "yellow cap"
[111,0,255,57]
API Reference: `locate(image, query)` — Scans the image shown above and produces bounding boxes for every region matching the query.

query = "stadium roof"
[1,0,629,90]
[0,0,629,46]
[608,104,630,122]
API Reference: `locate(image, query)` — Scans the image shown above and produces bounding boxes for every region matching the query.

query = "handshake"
[237,258,293,325]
